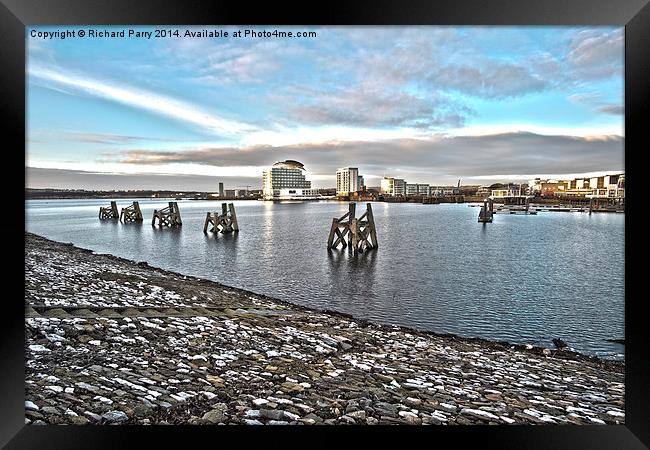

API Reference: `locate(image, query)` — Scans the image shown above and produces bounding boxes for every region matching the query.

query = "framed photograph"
[3,0,648,448]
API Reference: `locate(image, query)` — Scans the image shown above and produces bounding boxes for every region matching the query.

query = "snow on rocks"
[24,233,625,426]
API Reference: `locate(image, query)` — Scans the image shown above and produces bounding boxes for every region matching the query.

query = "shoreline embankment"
[25,232,624,425]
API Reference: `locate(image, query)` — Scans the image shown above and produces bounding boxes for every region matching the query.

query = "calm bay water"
[26,199,625,359]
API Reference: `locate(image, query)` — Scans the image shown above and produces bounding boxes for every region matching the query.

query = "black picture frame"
[3,0,648,448]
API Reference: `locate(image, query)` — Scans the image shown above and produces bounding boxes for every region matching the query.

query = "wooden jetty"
[99,201,119,220]
[478,199,494,223]
[327,202,378,253]
[422,197,440,205]
[589,197,625,214]
[203,203,239,234]
[152,202,182,227]
[119,201,143,223]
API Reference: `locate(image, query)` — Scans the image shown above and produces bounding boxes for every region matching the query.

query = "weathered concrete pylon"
[203,203,239,234]
[478,198,494,223]
[327,202,378,254]
[120,201,143,223]
[152,202,182,227]
[99,201,119,220]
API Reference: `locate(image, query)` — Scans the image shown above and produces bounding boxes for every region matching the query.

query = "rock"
[45,385,63,393]
[42,406,61,416]
[25,410,44,421]
[83,411,102,422]
[283,411,300,421]
[374,402,398,416]
[405,397,422,406]
[552,338,568,350]
[460,408,500,422]
[347,410,366,420]
[305,370,321,380]
[302,413,323,424]
[398,411,421,424]
[437,403,457,412]
[25,401,39,411]
[202,403,228,424]
[244,419,263,425]
[260,409,284,421]
[205,375,225,387]
[281,382,304,393]
[29,345,50,353]
[339,415,356,424]
[133,403,154,417]
[75,382,99,393]
[71,415,90,425]
[102,410,129,423]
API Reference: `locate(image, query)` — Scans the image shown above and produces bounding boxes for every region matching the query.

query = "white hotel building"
[262,160,320,200]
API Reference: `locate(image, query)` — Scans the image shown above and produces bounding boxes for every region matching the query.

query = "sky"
[26,26,624,190]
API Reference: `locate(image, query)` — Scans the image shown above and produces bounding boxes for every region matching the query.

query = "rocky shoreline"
[25,232,625,425]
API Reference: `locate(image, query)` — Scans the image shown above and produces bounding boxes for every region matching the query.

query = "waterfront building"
[540,181,568,196]
[549,173,625,199]
[380,177,406,196]
[429,185,461,196]
[406,183,430,196]
[529,178,542,194]
[358,175,365,190]
[476,185,492,197]
[336,167,360,196]
[218,182,224,197]
[262,160,320,200]
[585,174,625,199]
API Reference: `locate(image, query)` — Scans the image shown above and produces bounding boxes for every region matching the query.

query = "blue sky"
[26,26,624,189]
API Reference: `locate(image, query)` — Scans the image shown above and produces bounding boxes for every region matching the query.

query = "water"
[26,199,625,360]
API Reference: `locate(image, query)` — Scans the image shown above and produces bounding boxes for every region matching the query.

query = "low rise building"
[585,174,625,198]
[429,185,461,196]
[405,183,430,196]
[380,177,406,196]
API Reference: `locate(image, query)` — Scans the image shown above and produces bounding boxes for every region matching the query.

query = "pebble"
[23,233,626,426]
[102,410,129,423]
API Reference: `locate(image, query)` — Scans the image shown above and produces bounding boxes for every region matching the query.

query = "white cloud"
[27,159,266,178]
[28,65,256,137]
[445,123,623,138]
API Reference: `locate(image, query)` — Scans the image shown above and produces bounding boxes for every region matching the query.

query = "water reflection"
[203,231,239,265]
[326,248,378,309]
[26,199,625,359]
[150,226,184,266]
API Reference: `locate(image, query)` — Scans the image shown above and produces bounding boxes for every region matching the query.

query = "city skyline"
[27,26,624,190]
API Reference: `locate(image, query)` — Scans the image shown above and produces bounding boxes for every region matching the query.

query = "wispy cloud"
[568,92,623,116]
[30,129,186,145]
[28,65,257,137]
[566,29,624,80]
[596,105,624,115]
